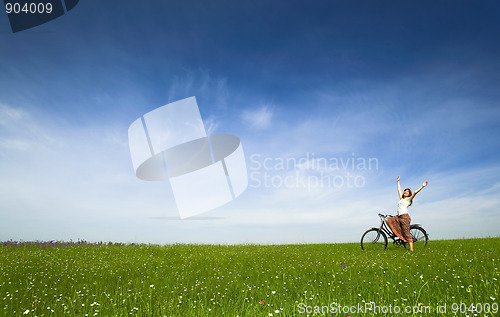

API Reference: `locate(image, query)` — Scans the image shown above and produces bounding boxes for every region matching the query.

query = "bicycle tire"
[361,228,388,250]
[409,225,428,249]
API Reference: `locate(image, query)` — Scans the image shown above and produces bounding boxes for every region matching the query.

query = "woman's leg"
[399,214,413,251]
[386,216,406,241]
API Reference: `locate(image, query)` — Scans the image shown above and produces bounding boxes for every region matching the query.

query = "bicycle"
[360,213,429,250]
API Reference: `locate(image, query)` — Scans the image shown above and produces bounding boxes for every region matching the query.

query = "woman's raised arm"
[409,181,428,202]
[397,176,402,199]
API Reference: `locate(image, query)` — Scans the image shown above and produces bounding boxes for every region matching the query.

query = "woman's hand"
[397,176,400,182]
[422,181,428,187]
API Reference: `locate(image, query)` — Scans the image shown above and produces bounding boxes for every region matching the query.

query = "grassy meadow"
[0,238,499,316]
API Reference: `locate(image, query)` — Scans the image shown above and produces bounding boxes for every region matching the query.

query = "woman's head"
[403,188,412,198]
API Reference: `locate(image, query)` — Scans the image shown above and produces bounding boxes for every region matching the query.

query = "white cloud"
[203,115,219,135]
[0,104,57,153]
[241,105,273,129]
[166,69,229,112]
[0,103,27,123]
[0,89,499,244]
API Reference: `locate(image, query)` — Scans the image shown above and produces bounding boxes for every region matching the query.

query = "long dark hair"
[403,188,412,198]
[403,188,412,206]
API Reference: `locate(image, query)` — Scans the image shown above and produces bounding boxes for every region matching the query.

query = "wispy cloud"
[241,105,274,130]
[203,115,219,135]
[166,69,229,113]
[0,99,498,243]
[0,103,27,122]
[0,104,56,153]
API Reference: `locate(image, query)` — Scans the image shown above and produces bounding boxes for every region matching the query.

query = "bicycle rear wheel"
[361,228,387,250]
[409,226,428,249]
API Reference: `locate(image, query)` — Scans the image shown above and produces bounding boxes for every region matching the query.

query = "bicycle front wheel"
[361,228,387,250]
[409,226,428,249]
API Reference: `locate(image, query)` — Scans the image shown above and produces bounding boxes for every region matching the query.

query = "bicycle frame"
[377,213,426,244]
[376,213,397,241]
[374,213,412,247]
[361,213,429,250]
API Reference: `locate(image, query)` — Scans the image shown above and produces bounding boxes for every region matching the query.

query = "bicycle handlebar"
[378,213,393,218]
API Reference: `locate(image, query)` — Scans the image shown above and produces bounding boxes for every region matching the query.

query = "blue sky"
[1,0,499,243]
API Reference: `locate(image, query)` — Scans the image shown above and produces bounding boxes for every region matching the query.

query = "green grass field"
[1,238,499,316]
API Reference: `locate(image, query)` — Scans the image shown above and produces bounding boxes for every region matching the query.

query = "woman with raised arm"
[386,176,428,251]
